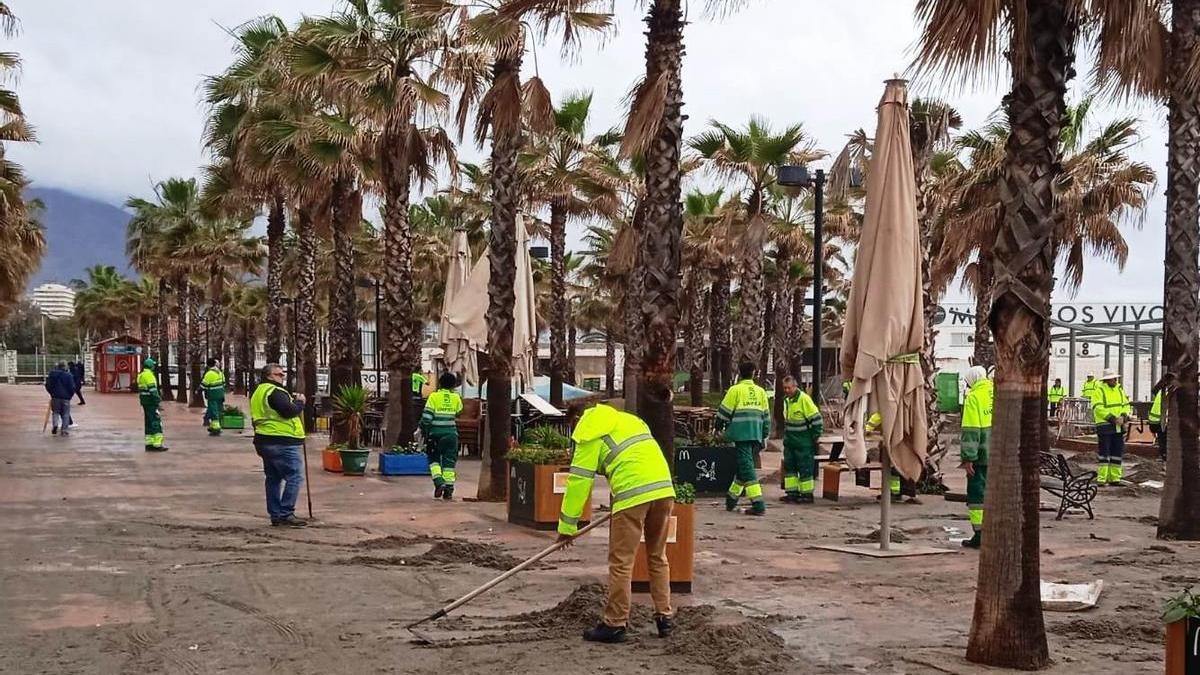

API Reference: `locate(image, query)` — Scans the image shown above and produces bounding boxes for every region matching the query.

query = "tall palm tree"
[73,265,136,338]
[680,189,728,405]
[180,218,265,365]
[523,92,620,405]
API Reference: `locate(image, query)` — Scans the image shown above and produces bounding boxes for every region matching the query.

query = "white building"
[31,283,76,319]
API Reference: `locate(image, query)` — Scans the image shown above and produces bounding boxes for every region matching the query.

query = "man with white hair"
[1090,369,1131,485]
[959,366,992,549]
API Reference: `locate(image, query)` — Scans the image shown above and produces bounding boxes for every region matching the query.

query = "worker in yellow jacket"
[1090,369,1131,485]
[420,373,463,500]
[1047,378,1065,418]
[781,376,823,503]
[959,366,993,549]
[557,404,675,644]
[715,361,770,515]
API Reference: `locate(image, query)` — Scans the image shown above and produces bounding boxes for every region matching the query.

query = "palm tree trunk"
[234,321,248,397]
[789,285,807,381]
[176,279,190,405]
[187,283,204,409]
[759,288,773,379]
[379,129,419,448]
[735,193,766,367]
[1159,0,1200,541]
[973,255,995,368]
[568,322,577,385]
[637,0,685,467]
[709,267,732,392]
[296,205,320,430]
[209,265,225,365]
[549,200,568,406]
[623,203,647,408]
[329,179,363,437]
[966,0,1074,667]
[772,257,791,437]
[157,278,174,401]
[686,274,706,407]
[479,51,524,502]
[264,193,286,363]
[920,174,947,489]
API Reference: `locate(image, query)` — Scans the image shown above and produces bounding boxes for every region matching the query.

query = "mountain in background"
[27,187,134,286]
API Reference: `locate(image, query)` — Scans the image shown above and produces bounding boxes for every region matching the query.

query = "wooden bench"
[1039,451,1097,520]
[821,462,883,501]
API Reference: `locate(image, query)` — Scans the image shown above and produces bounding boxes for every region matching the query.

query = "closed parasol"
[440,228,478,385]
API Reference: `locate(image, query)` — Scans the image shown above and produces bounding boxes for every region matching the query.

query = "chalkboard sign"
[674,445,738,497]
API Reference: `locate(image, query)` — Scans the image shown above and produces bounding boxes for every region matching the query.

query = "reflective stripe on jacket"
[1149,391,1163,425]
[137,368,160,405]
[715,379,769,442]
[1090,382,1131,425]
[421,389,463,437]
[558,404,674,536]
[960,378,994,465]
[1047,386,1065,403]
[783,391,823,448]
[250,383,305,440]
[201,368,226,393]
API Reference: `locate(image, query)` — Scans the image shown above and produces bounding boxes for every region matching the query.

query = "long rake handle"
[407,511,613,629]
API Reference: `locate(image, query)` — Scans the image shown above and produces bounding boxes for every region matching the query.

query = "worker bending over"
[557,404,676,644]
[421,373,463,501]
[959,366,993,549]
[716,362,770,515]
[781,376,823,504]
[1090,369,1131,486]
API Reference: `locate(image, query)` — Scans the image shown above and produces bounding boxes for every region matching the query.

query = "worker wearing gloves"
[557,404,675,644]
[420,373,463,501]
[781,376,823,504]
[201,358,226,436]
[137,358,167,452]
[959,366,993,549]
[1090,369,1132,485]
[1047,378,1065,417]
[715,361,770,515]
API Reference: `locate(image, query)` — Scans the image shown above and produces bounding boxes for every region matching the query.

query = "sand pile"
[1049,616,1161,644]
[355,535,431,550]
[845,528,908,544]
[345,538,522,570]
[1125,461,1165,483]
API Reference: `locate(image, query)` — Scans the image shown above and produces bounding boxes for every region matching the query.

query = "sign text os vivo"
[936,303,1163,327]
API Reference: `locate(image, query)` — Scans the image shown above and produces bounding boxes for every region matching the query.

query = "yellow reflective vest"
[137,368,160,406]
[201,368,226,395]
[1090,381,1131,427]
[1081,379,1098,401]
[250,383,305,440]
[1149,391,1163,425]
[715,379,769,442]
[1047,385,1065,404]
[421,389,463,438]
[783,391,823,449]
[558,405,674,536]
[960,378,994,464]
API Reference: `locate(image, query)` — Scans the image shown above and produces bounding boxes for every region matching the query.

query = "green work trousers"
[782,440,816,496]
[966,463,988,533]
[141,401,163,448]
[727,440,765,513]
[427,432,459,488]
[205,392,224,433]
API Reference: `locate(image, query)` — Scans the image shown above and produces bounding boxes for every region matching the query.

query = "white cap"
[1100,369,1118,381]
[962,366,987,388]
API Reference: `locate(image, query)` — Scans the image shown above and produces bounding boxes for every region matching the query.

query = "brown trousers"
[604,496,673,627]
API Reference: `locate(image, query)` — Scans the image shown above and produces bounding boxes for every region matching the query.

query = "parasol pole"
[880,443,892,550]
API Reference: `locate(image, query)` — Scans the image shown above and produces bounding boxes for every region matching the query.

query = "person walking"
[44,362,75,436]
[557,403,676,644]
[70,361,86,405]
[201,359,227,436]
[137,358,167,451]
[715,361,770,515]
[1047,378,1065,417]
[250,364,307,527]
[958,366,993,549]
[420,372,463,501]
[780,376,823,504]
[1090,369,1131,486]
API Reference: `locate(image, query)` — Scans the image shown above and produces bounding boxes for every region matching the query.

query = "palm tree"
[226,282,267,395]
[73,265,136,338]
[523,92,620,405]
[180,218,265,366]
[679,189,727,405]
[688,117,823,368]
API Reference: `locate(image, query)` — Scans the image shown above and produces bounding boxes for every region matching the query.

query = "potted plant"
[220,403,245,431]
[506,426,591,530]
[632,482,697,593]
[674,431,738,497]
[322,443,344,473]
[380,440,428,476]
[1163,587,1200,674]
[332,385,371,476]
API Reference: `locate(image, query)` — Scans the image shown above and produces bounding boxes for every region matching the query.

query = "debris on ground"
[1125,461,1165,483]
[344,538,523,570]
[355,535,431,550]
[846,528,909,544]
[1049,616,1161,643]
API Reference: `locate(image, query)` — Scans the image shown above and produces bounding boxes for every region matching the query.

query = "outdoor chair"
[362,412,384,447]
[1039,451,1097,520]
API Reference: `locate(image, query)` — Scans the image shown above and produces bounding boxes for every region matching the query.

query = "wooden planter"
[674,445,738,497]
[1165,617,1199,674]
[507,462,592,530]
[632,502,695,594]
[321,447,343,473]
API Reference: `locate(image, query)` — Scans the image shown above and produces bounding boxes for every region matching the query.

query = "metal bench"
[1039,451,1097,520]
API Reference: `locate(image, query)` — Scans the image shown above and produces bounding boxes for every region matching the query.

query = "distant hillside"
[27,187,134,287]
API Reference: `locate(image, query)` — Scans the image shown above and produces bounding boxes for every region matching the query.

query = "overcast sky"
[8,1,1169,304]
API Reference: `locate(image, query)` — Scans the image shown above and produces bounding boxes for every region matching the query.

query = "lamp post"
[778,165,827,402]
[288,297,298,390]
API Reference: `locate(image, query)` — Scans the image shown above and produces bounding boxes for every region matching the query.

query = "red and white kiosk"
[91,335,146,393]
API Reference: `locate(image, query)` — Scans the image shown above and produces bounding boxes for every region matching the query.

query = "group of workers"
[1048,369,1163,476]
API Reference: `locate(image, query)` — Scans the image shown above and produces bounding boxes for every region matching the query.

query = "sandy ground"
[0,384,1194,674]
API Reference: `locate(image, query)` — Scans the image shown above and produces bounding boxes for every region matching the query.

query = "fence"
[12,353,86,384]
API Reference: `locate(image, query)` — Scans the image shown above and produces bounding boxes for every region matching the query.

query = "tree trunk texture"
[328,182,363,444]
[380,129,420,448]
[1159,0,1200,541]
[208,264,226,364]
[918,151,948,488]
[772,257,792,437]
[686,273,706,407]
[479,51,525,502]
[636,0,685,469]
[789,285,808,382]
[759,289,773,382]
[265,193,286,363]
[296,205,320,430]
[709,268,732,392]
[568,323,577,384]
[234,322,248,396]
[623,201,647,409]
[966,1,1073,667]
[605,327,616,398]
[187,283,204,409]
[175,279,189,405]
[973,254,996,369]
[157,278,174,401]
[549,200,568,406]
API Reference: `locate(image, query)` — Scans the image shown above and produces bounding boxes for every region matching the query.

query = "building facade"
[31,283,76,319]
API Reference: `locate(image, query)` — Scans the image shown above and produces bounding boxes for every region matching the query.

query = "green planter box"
[220,414,245,430]
[339,449,371,476]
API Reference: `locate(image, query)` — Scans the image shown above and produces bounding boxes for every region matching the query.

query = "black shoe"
[654,614,674,638]
[273,515,307,527]
[147,446,169,453]
[61,430,69,437]
[961,532,981,549]
[780,494,800,504]
[725,496,738,512]
[742,507,766,517]
[797,494,815,504]
[51,427,58,435]
[77,401,85,406]
[442,486,454,501]
[582,623,627,644]
[434,484,445,500]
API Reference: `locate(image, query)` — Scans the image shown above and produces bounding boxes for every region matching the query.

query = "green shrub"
[332,385,370,450]
[1163,588,1200,623]
[673,481,696,504]
[521,425,571,450]
[508,446,571,465]
[683,431,730,447]
[222,404,244,416]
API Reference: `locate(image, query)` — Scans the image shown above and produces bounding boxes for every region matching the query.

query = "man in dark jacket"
[44,362,75,436]
[70,361,86,405]
[249,363,308,527]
